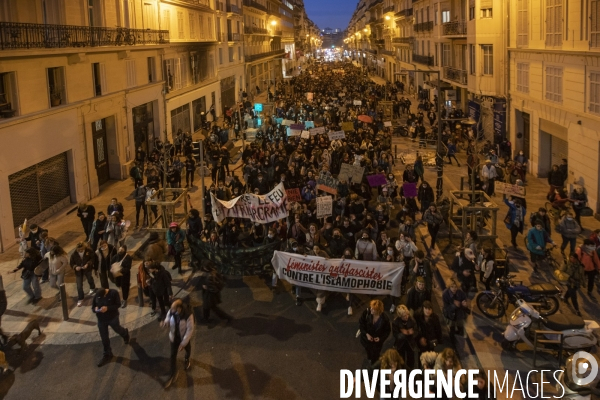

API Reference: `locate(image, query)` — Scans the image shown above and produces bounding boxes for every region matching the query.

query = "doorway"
[522,112,530,159]
[92,118,110,186]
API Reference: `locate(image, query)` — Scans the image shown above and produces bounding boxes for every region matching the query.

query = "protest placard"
[353,100,362,106]
[304,121,315,129]
[342,122,355,132]
[289,129,302,137]
[285,188,302,203]
[339,92,346,97]
[316,196,333,219]
[310,126,326,136]
[328,130,346,141]
[316,172,338,195]
[275,118,283,125]
[290,123,305,130]
[366,174,388,187]
[301,130,310,139]
[282,119,294,126]
[306,92,314,101]
[384,121,392,127]
[495,182,526,198]
[337,163,365,183]
[402,182,418,198]
[211,183,288,224]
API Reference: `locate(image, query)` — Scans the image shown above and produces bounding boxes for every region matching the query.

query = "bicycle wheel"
[476,291,506,319]
[544,202,555,218]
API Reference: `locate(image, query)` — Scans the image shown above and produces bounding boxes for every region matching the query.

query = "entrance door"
[522,112,530,159]
[92,119,109,186]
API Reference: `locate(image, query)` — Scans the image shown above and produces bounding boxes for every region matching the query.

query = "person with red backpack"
[576,239,600,297]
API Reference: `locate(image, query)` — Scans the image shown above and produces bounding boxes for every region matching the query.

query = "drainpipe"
[504,0,511,150]
[81,110,94,202]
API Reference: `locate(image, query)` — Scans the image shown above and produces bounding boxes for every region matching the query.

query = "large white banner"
[271,251,404,296]
[211,183,288,224]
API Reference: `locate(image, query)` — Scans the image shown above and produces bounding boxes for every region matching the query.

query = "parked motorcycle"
[502,299,598,352]
[556,352,600,399]
[476,274,561,318]
[393,125,408,137]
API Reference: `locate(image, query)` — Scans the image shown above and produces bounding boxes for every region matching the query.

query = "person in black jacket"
[147,262,172,319]
[405,277,431,313]
[70,242,97,307]
[358,299,391,364]
[96,240,117,289]
[22,224,47,251]
[12,248,42,304]
[392,305,418,370]
[199,263,232,322]
[414,301,443,352]
[93,288,130,367]
[133,184,148,228]
[77,203,96,239]
[417,181,435,213]
[111,245,132,308]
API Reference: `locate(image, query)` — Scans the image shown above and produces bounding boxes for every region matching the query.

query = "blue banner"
[493,99,507,141]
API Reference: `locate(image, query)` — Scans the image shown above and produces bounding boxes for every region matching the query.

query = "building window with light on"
[481,45,493,75]
[545,65,563,103]
[516,62,529,93]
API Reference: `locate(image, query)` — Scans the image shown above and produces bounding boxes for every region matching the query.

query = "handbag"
[34,258,49,277]
[110,260,123,278]
[503,212,511,225]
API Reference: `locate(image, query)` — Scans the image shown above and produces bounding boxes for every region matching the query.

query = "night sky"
[303,0,356,31]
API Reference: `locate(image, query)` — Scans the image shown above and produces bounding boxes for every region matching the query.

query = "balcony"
[228,32,241,41]
[244,26,269,35]
[243,0,267,13]
[383,6,395,13]
[373,38,385,46]
[412,53,434,66]
[272,30,282,36]
[381,49,395,56]
[392,36,414,44]
[226,3,242,14]
[0,22,169,50]
[442,20,467,36]
[443,66,467,85]
[395,8,413,17]
[414,21,433,32]
[245,48,285,62]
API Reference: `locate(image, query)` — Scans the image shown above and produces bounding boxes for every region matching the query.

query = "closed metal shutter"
[9,152,70,228]
[550,135,568,168]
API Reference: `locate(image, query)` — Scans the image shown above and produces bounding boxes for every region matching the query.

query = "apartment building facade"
[509,0,600,212]
[0,0,169,251]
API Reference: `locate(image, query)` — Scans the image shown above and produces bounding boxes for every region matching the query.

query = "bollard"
[394,145,397,159]
[137,286,144,307]
[59,283,69,321]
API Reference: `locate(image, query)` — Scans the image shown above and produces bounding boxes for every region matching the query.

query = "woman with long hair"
[46,245,68,300]
[358,299,391,364]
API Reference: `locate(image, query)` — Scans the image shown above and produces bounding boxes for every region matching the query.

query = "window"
[125,60,137,88]
[147,57,156,83]
[238,46,242,61]
[164,58,182,91]
[517,0,529,46]
[162,9,170,31]
[516,62,529,93]
[229,47,234,62]
[47,67,66,107]
[189,12,196,39]
[481,45,493,75]
[546,0,563,47]
[434,3,438,25]
[177,11,184,39]
[469,44,475,74]
[545,66,563,102]
[434,43,438,66]
[442,43,450,67]
[480,8,492,18]
[191,49,214,84]
[469,6,475,20]
[589,71,600,114]
[91,62,106,96]
[591,0,600,47]
[442,10,450,23]
[219,48,223,64]
[208,16,213,39]
[199,15,205,39]
[0,72,19,117]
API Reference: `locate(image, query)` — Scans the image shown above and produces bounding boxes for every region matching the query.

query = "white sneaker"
[316,303,322,312]
[345,293,350,301]
[88,289,95,295]
[77,300,83,307]
[348,306,353,316]
[390,304,396,313]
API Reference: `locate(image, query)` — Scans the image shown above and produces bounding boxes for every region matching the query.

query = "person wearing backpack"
[200,263,231,323]
[480,248,496,291]
[133,184,148,229]
[562,253,585,316]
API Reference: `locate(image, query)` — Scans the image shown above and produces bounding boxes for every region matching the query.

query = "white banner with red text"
[271,251,404,296]
[211,183,288,224]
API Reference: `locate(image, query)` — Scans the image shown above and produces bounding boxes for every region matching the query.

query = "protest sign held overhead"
[337,163,365,183]
[402,182,418,198]
[384,121,392,127]
[211,183,288,224]
[327,130,345,141]
[342,122,355,132]
[316,172,338,195]
[285,188,302,203]
[301,130,310,139]
[316,196,333,219]
[495,182,526,198]
[310,126,326,136]
[366,174,388,187]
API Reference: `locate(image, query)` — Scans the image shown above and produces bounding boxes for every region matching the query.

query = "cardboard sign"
[304,121,315,129]
[353,100,362,106]
[290,123,305,130]
[342,122,355,132]
[275,118,283,125]
[337,163,365,183]
[402,182,418,198]
[289,129,302,137]
[285,188,302,203]
[310,126,326,136]
[495,182,526,198]
[307,92,314,101]
[384,121,392,127]
[300,130,310,139]
[316,172,338,195]
[328,130,346,141]
[316,196,333,219]
[367,174,388,187]
[282,119,294,126]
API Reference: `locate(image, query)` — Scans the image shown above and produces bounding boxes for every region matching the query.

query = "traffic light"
[192,141,202,162]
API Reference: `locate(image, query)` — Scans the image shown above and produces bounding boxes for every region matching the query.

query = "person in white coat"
[46,245,69,300]
[161,298,194,389]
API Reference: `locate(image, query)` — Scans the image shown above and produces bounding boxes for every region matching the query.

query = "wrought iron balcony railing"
[226,3,242,14]
[412,53,434,66]
[383,6,395,13]
[0,22,169,50]
[414,21,433,32]
[443,66,468,85]
[243,0,267,13]
[244,26,269,35]
[442,20,467,36]
[392,36,414,44]
[395,8,413,17]
[228,32,241,41]
[381,49,395,56]
[245,48,285,62]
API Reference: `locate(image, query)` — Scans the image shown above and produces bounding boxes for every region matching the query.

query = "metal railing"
[411,53,434,66]
[381,49,395,56]
[245,48,285,62]
[383,6,395,13]
[244,26,269,35]
[442,20,467,36]
[272,30,282,36]
[0,22,169,50]
[392,36,414,44]
[226,3,242,14]
[228,32,241,41]
[243,0,267,13]
[414,21,433,32]
[395,8,413,17]
[443,66,468,85]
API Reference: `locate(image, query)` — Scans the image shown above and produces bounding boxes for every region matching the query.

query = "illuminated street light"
[271,20,277,26]
[385,15,390,20]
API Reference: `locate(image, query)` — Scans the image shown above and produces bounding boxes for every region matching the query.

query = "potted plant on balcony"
[50,86,62,106]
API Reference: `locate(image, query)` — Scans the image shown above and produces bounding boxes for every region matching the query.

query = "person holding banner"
[358,300,392,365]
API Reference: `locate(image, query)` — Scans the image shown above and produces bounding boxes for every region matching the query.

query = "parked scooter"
[555,352,600,399]
[476,274,561,319]
[502,299,598,352]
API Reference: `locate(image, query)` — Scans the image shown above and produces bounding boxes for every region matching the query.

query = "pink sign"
[367,174,387,187]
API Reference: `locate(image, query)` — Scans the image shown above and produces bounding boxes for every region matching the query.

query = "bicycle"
[544,200,572,225]
[524,236,561,272]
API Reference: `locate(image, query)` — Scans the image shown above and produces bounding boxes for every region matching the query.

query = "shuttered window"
[592,0,600,48]
[517,0,529,47]
[545,66,563,102]
[189,12,196,39]
[177,11,184,39]
[162,9,170,31]
[589,71,600,114]
[546,0,562,47]
[516,63,529,93]
[125,59,136,88]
